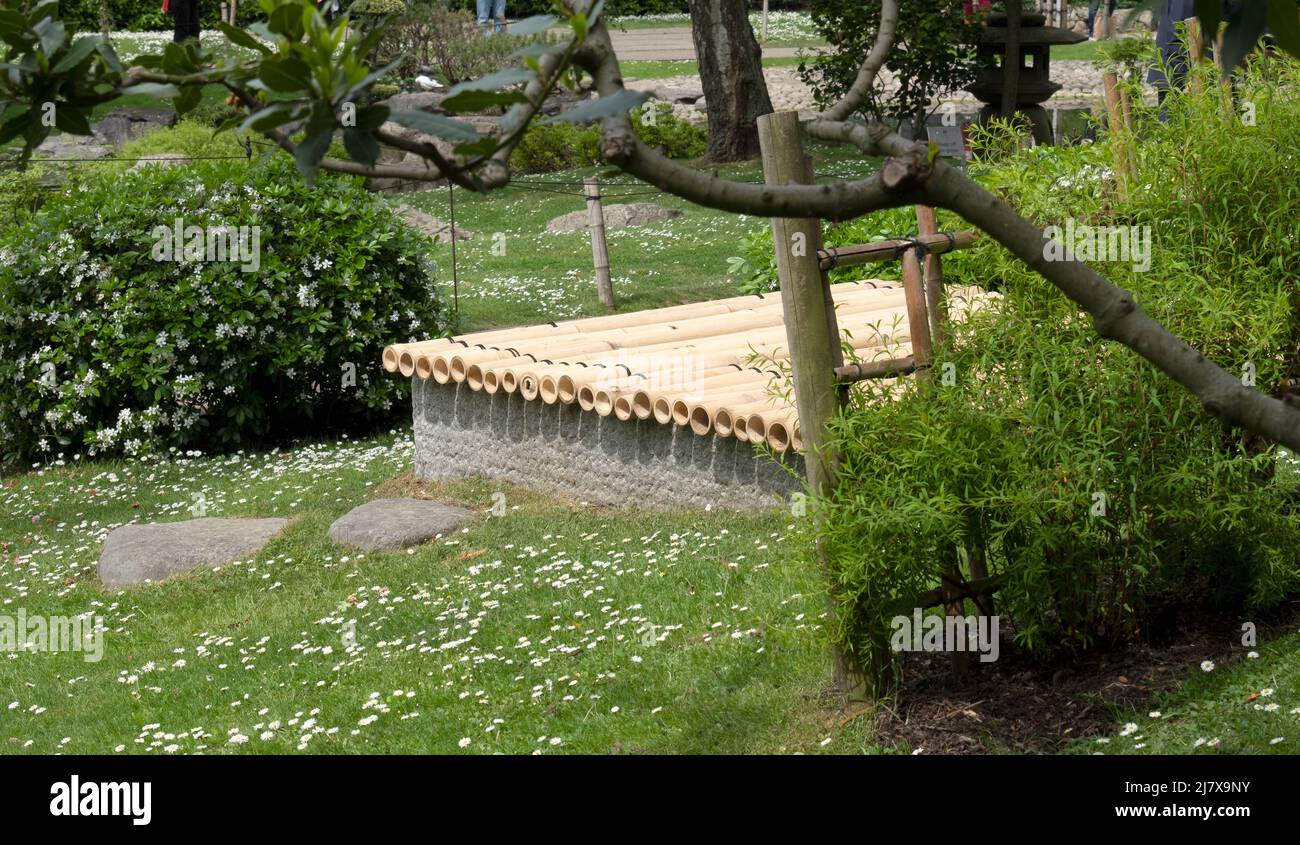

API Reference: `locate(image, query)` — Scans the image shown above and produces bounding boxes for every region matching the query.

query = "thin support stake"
[448,181,459,316]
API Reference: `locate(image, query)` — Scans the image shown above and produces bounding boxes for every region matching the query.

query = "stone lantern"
[966,12,1086,145]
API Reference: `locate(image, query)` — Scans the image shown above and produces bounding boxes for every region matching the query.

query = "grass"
[1068,631,1300,755]
[1052,40,1105,62]
[400,142,879,332]
[623,55,805,81]
[0,432,881,755]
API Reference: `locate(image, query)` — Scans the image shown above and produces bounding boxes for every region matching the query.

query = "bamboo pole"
[914,206,948,348]
[900,247,933,378]
[585,176,616,310]
[818,230,978,271]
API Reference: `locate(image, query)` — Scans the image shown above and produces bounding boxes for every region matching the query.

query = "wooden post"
[761,0,769,43]
[1102,71,1134,201]
[584,176,616,310]
[913,205,947,348]
[758,111,869,703]
[229,0,238,25]
[900,247,933,376]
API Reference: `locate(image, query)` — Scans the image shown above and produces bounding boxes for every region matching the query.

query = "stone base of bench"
[411,379,802,510]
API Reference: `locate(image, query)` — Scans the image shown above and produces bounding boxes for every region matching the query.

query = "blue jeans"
[477,0,506,33]
[1087,0,1117,37]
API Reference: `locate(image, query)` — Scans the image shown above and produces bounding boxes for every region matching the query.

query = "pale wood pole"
[584,176,616,310]
[761,0,769,43]
[758,110,870,703]
[913,205,947,348]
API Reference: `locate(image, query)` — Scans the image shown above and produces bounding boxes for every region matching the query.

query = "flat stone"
[654,84,705,104]
[92,106,177,147]
[547,202,682,234]
[98,517,288,588]
[382,91,448,114]
[394,203,473,243]
[328,498,473,551]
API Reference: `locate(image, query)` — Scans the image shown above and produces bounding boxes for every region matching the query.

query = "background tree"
[688,0,773,161]
[799,0,984,131]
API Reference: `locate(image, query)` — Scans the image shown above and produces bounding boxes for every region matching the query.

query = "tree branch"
[922,160,1300,452]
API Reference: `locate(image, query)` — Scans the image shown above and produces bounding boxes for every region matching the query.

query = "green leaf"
[1193,0,1223,42]
[1265,0,1300,61]
[52,36,100,74]
[342,127,380,166]
[546,89,650,125]
[174,84,202,117]
[95,42,124,75]
[1220,0,1268,72]
[446,67,535,95]
[259,56,314,93]
[294,128,333,182]
[440,89,528,113]
[0,108,31,146]
[239,102,298,134]
[387,109,480,142]
[53,103,91,135]
[218,22,274,55]
[452,136,499,157]
[510,14,559,36]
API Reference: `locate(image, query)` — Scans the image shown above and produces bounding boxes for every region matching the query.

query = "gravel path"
[627,62,1136,123]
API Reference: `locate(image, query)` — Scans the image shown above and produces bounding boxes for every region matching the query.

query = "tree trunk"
[689,0,774,162]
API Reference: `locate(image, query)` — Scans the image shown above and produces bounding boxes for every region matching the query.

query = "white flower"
[1119,722,1138,737]
[458,737,471,748]
[1200,660,1215,672]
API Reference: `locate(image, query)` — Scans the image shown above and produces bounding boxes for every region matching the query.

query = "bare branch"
[820,0,900,123]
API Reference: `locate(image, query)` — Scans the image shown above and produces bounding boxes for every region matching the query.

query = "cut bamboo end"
[430,355,454,384]
[557,374,579,404]
[652,396,673,425]
[382,346,401,372]
[520,374,541,401]
[594,389,617,416]
[413,354,437,381]
[766,420,793,452]
[671,399,691,426]
[688,404,713,436]
[398,350,419,377]
[578,385,597,412]
[631,391,654,420]
[613,395,635,421]
[539,374,561,404]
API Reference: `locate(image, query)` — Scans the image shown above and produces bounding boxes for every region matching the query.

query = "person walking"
[1087,0,1117,39]
[165,0,201,44]
[477,0,507,34]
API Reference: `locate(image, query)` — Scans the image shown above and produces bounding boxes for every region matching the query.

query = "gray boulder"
[129,152,191,172]
[98,517,288,588]
[547,202,682,234]
[329,498,473,551]
[93,107,177,147]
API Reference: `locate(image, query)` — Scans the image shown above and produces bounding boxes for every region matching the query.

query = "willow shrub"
[818,57,1300,678]
[0,156,448,464]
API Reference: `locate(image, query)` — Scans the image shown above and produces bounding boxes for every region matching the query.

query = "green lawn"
[623,55,806,81]
[0,433,877,755]
[402,142,879,332]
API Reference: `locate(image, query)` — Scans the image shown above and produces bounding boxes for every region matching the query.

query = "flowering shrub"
[0,156,449,464]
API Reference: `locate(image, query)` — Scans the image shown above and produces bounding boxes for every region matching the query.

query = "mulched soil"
[867,607,1300,754]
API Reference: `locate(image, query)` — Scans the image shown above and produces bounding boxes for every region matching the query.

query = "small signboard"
[926,124,971,162]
